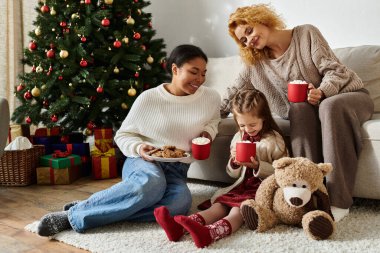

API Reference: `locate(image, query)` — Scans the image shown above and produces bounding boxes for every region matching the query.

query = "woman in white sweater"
[221,4,374,222]
[36,44,221,236]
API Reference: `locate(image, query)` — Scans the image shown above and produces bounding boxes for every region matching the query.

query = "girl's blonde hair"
[228,4,286,65]
[231,89,283,139]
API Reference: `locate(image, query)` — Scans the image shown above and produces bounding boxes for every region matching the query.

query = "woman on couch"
[221,4,374,222]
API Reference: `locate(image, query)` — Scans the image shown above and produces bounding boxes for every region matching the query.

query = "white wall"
[146,0,380,57]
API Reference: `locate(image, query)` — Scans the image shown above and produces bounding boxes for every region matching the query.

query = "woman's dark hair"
[165,44,208,75]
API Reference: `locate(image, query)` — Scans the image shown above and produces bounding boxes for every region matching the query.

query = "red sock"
[154,207,206,242]
[174,217,232,248]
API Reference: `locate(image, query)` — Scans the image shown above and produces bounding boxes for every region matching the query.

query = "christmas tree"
[12,0,167,135]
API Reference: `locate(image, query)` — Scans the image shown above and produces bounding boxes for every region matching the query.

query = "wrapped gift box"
[7,124,31,145]
[51,143,91,176]
[33,136,61,154]
[35,126,61,137]
[93,128,114,152]
[40,153,81,168]
[36,165,80,185]
[91,147,117,179]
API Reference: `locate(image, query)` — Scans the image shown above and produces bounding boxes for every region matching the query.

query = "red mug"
[288,82,308,103]
[192,137,211,160]
[236,141,256,163]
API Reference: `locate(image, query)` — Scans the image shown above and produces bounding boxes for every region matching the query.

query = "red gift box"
[91,147,117,179]
[7,124,31,145]
[35,127,61,137]
[94,128,114,152]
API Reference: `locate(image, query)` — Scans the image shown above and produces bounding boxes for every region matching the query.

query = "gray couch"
[188,45,380,200]
[0,98,10,157]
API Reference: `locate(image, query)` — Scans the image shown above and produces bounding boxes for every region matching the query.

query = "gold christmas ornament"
[41,84,47,90]
[122,36,129,44]
[71,13,80,19]
[104,0,113,4]
[128,87,137,97]
[36,65,44,73]
[69,83,73,87]
[147,55,154,64]
[113,66,120,74]
[31,86,41,97]
[121,102,128,110]
[50,7,56,15]
[35,27,42,36]
[59,50,69,58]
[126,16,135,25]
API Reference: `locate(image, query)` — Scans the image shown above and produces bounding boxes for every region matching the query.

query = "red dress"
[213,132,263,208]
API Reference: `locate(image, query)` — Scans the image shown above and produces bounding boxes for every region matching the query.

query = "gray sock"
[37,211,71,237]
[63,200,81,211]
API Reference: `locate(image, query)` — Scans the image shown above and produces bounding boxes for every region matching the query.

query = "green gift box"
[40,153,81,169]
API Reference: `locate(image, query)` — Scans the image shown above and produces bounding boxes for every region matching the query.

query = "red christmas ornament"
[41,5,50,13]
[51,114,58,122]
[28,41,37,51]
[90,95,97,102]
[133,32,141,40]
[134,0,138,2]
[32,65,36,72]
[60,21,67,27]
[49,65,53,71]
[46,49,55,58]
[96,85,104,93]
[63,28,70,34]
[134,72,139,78]
[87,121,95,130]
[80,59,88,67]
[161,61,167,70]
[140,45,146,51]
[81,36,87,42]
[58,75,63,80]
[61,135,69,144]
[43,99,49,108]
[85,0,91,4]
[113,40,122,48]
[17,83,25,92]
[24,90,32,100]
[101,18,110,27]
[148,21,153,28]
[25,116,32,124]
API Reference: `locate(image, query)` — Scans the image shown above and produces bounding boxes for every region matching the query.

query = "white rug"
[25,181,380,253]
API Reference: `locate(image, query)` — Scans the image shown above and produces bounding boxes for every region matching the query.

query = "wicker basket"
[0,145,45,186]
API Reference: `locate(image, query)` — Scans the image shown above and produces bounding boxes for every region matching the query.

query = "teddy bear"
[240,157,335,240]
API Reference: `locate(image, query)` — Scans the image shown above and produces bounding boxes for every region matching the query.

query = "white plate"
[147,152,191,162]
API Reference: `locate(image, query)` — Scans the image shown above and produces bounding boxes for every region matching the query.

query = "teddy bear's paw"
[307,215,334,240]
[241,204,259,230]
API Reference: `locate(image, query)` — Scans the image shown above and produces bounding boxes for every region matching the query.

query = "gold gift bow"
[91,147,116,157]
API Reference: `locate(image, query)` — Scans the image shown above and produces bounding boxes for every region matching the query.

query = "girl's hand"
[200,131,212,142]
[139,144,157,162]
[234,156,260,170]
[307,83,325,106]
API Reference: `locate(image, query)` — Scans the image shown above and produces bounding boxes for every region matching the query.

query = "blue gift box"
[33,136,61,154]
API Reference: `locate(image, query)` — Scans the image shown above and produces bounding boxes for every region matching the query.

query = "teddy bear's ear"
[273,157,294,169]
[318,163,333,176]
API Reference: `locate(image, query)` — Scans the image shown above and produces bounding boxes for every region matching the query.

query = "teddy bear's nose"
[290,197,303,206]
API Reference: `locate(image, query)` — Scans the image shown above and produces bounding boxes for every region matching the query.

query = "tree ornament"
[31,86,41,97]
[60,21,67,27]
[134,72,139,78]
[87,121,95,130]
[58,75,63,80]
[141,45,146,51]
[128,87,137,96]
[113,39,122,48]
[134,0,138,3]
[121,102,128,110]
[147,55,154,64]
[69,83,73,87]
[35,27,42,36]
[96,85,104,93]
[122,36,129,44]
[90,95,97,102]
[105,0,113,4]
[41,84,47,90]
[81,36,87,42]
[25,116,32,124]
[50,7,56,15]
[28,41,37,51]
[36,65,44,73]
[101,18,110,27]
[63,28,70,34]
[148,21,153,28]
[24,90,32,100]
[126,16,135,25]
[46,49,55,58]
[71,13,80,19]
[113,66,120,74]
[137,9,142,15]
[51,114,58,122]
[85,0,91,4]
[40,5,50,13]
[80,58,88,67]
[43,99,49,108]
[133,32,141,40]
[17,83,25,92]
[32,65,36,72]
[59,50,69,58]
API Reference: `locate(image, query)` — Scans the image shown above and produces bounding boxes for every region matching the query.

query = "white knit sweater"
[114,84,221,158]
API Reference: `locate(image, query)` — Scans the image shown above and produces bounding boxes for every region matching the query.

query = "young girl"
[36,44,221,236]
[154,89,288,248]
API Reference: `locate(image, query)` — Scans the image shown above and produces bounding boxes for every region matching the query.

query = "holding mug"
[288,80,308,103]
[192,137,211,160]
[236,141,256,163]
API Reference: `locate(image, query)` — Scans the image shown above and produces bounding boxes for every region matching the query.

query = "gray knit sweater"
[220,24,364,119]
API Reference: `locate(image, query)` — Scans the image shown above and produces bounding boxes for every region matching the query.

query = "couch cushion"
[361,113,380,140]
[333,45,380,113]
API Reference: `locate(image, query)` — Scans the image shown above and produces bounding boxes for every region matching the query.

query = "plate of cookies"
[146,145,190,162]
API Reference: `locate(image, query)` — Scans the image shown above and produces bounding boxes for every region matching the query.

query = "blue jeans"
[68,157,191,232]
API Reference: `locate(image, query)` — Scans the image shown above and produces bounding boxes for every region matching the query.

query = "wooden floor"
[0,176,121,253]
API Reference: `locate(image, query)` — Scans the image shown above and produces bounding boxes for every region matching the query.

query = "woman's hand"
[233,156,260,170]
[307,83,325,106]
[139,144,157,162]
[200,131,212,142]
